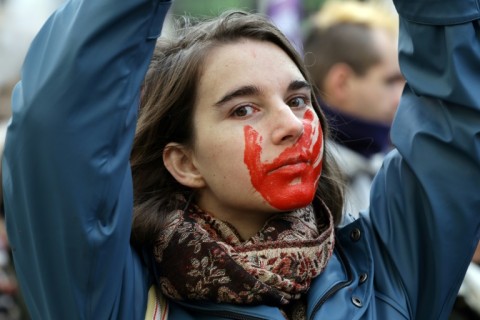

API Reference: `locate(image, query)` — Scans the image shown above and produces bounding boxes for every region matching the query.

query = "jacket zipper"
[309,241,354,320]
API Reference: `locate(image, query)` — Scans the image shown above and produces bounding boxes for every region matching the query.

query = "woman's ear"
[163,143,205,189]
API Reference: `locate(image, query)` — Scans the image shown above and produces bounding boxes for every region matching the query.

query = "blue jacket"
[3,0,480,319]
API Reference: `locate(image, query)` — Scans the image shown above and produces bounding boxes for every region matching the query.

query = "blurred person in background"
[303,0,404,217]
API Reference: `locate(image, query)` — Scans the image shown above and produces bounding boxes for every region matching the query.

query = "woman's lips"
[267,156,310,175]
[269,162,308,175]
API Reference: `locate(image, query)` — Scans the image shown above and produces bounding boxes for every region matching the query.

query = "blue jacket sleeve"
[2,0,171,319]
[366,1,480,319]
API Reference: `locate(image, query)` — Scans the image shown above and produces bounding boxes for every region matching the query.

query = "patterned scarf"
[153,201,335,308]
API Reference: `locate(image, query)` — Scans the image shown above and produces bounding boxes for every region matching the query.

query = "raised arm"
[2,0,171,319]
[367,1,480,319]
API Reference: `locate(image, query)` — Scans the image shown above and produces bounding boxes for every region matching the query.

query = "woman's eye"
[288,96,309,108]
[232,105,256,118]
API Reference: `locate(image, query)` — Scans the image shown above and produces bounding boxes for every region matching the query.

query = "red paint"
[244,109,323,210]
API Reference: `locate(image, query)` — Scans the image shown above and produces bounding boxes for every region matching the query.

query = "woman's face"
[190,39,323,221]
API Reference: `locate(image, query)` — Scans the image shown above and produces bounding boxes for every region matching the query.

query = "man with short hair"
[304,0,405,217]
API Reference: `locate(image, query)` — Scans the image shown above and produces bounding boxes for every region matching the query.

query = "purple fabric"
[265,0,303,54]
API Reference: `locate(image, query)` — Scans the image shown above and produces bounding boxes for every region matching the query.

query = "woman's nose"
[271,104,304,145]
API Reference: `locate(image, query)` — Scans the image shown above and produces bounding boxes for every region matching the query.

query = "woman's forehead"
[196,39,306,103]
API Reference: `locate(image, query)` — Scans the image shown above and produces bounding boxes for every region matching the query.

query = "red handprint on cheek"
[243,109,323,210]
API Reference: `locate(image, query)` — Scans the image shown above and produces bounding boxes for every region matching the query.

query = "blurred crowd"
[0,0,479,319]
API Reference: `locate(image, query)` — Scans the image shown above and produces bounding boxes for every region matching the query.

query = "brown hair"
[130,11,344,249]
[304,0,398,93]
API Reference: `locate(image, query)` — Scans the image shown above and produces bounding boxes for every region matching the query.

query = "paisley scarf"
[153,201,335,308]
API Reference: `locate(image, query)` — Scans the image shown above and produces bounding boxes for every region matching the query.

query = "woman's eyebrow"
[214,80,311,107]
[214,85,261,107]
[288,80,312,92]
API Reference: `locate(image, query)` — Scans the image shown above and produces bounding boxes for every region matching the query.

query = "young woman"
[3,0,480,319]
